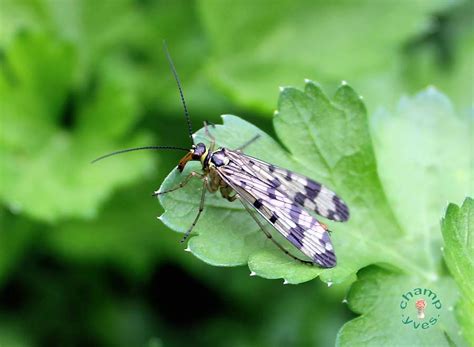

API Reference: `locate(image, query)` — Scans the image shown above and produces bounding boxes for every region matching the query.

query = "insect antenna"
[91,145,189,164]
[163,41,194,145]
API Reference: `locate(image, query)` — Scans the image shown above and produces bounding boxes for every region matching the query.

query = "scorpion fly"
[92,43,350,268]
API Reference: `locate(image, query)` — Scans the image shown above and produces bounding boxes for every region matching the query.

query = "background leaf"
[0,33,155,221]
[442,198,474,345]
[371,87,472,270]
[198,0,463,112]
[336,267,462,347]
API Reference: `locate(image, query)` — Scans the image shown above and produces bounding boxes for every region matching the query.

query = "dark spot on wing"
[289,206,301,222]
[253,199,263,209]
[287,231,303,248]
[267,188,277,200]
[304,180,321,200]
[270,178,281,188]
[333,195,350,221]
[270,213,278,223]
[321,232,331,244]
[285,171,293,181]
[268,164,275,173]
[294,192,306,206]
[314,251,336,268]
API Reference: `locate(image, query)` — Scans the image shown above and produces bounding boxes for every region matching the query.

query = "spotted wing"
[216,157,336,268]
[225,150,349,222]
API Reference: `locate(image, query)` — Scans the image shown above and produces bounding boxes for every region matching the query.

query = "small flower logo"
[400,287,442,329]
[415,299,426,319]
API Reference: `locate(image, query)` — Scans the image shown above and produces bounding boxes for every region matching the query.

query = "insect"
[93,44,350,268]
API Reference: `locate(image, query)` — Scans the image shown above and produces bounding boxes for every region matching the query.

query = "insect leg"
[239,197,313,265]
[180,177,208,243]
[219,185,238,202]
[152,171,204,196]
[226,193,238,202]
[204,121,216,152]
[235,134,261,151]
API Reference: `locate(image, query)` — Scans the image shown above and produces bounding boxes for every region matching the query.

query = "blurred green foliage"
[0,0,472,346]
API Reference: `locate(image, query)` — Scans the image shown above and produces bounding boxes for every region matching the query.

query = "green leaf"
[336,88,471,345]
[402,1,474,112]
[0,0,153,80]
[0,33,155,221]
[198,0,452,111]
[158,83,470,344]
[442,198,474,345]
[0,0,46,46]
[336,266,463,347]
[45,180,180,279]
[0,0,231,119]
[0,0,234,221]
[159,82,405,284]
[371,87,473,270]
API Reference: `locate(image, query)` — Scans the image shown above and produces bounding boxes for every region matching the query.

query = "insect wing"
[216,156,336,268]
[225,150,349,222]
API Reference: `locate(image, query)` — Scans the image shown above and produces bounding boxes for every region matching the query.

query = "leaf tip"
[327,281,333,287]
[341,80,348,86]
[283,279,289,285]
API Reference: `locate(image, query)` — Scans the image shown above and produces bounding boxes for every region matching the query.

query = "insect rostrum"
[93,43,349,268]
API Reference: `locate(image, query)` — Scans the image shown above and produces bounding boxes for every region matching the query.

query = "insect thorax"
[207,148,230,168]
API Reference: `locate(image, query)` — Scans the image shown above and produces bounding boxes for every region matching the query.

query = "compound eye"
[192,143,207,159]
